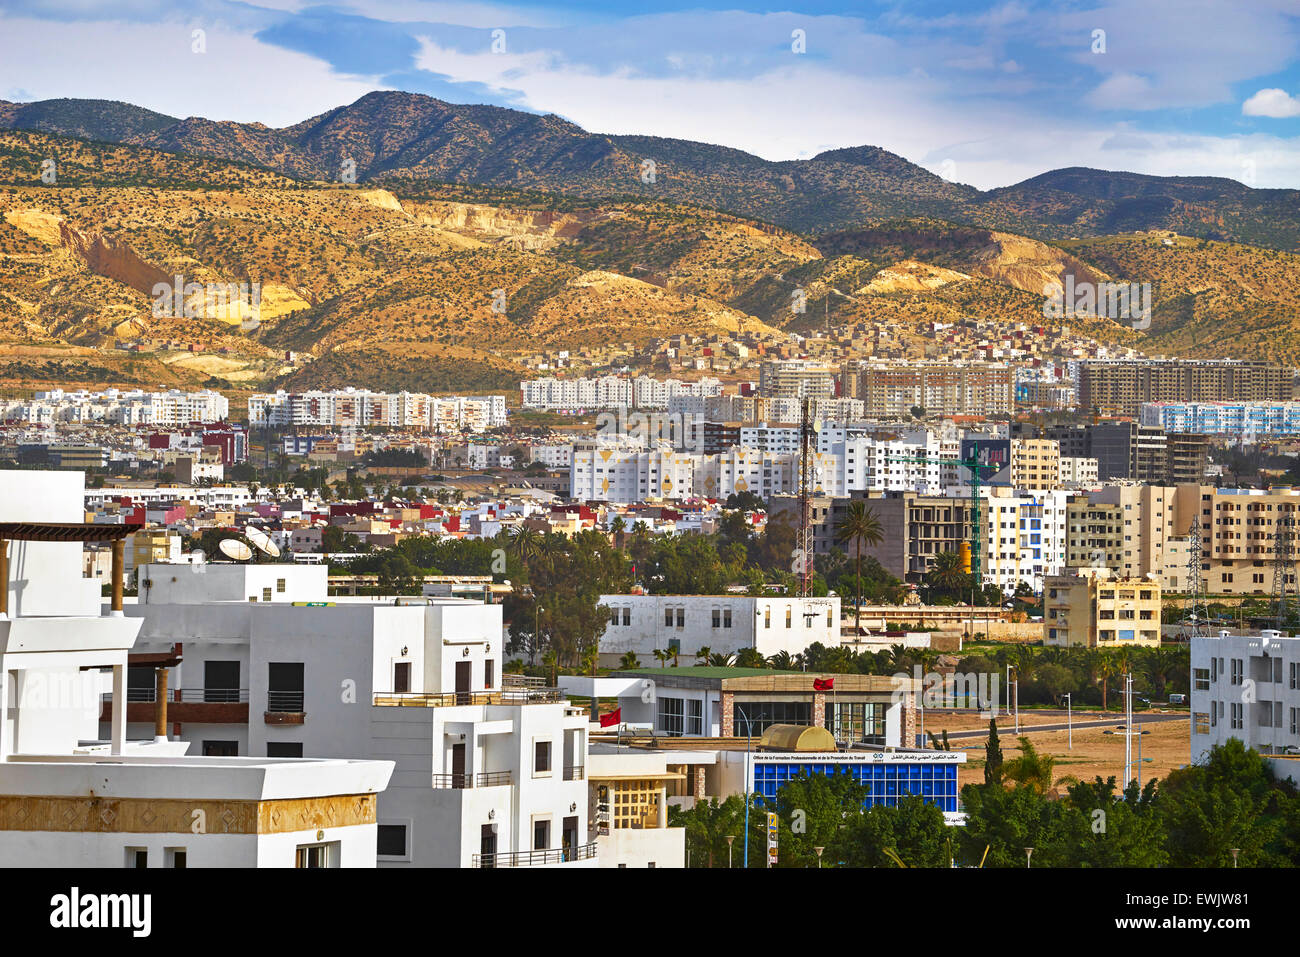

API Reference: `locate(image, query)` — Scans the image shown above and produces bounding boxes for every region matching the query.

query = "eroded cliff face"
[967,231,1109,294]
[57,220,171,295]
[410,200,606,250]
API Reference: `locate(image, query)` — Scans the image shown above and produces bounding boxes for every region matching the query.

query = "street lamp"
[737,705,755,869]
[1230,848,1240,868]
[814,846,824,868]
[1062,692,1072,749]
[725,834,735,869]
[1025,846,1034,869]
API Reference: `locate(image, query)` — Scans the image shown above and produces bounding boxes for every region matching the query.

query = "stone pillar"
[902,694,918,749]
[110,539,125,614]
[720,691,735,737]
[813,691,826,728]
[694,764,706,799]
[154,665,168,741]
[658,784,668,828]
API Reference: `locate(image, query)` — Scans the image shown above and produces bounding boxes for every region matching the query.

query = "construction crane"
[884,452,1001,586]
[796,397,816,598]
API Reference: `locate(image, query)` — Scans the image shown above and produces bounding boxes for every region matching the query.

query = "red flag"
[813,677,834,691]
[599,708,621,728]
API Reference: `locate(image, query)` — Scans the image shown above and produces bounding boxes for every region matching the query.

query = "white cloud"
[0,16,381,125]
[1243,88,1300,118]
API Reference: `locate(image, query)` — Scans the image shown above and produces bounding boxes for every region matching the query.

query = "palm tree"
[619,651,641,669]
[1096,651,1118,711]
[708,652,736,667]
[695,646,712,666]
[767,650,794,670]
[1002,737,1059,794]
[926,551,968,599]
[510,525,542,569]
[653,648,673,669]
[836,502,884,638]
[610,516,627,551]
[734,647,767,669]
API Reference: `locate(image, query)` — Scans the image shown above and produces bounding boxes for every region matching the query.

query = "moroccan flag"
[813,677,834,691]
[599,708,622,728]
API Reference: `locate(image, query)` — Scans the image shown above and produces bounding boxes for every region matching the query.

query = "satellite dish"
[244,525,281,558]
[219,539,253,562]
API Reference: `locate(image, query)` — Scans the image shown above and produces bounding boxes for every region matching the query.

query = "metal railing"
[267,690,305,713]
[372,689,564,708]
[502,674,546,689]
[432,771,514,789]
[563,765,585,781]
[472,842,597,868]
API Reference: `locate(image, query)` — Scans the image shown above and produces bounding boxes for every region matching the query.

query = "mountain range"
[4,92,1300,248]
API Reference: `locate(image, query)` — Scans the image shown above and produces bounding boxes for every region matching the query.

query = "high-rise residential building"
[1009,438,1061,491]
[846,361,1013,418]
[248,389,506,431]
[1043,422,1207,484]
[1079,359,1292,417]
[1140,400,1300,437]
[758,359,837,400]
[1043,569,1162,648]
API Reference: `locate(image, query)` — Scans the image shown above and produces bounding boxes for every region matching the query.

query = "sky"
[1,0,1299,190]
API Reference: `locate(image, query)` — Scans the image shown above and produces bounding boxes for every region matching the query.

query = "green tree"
[984,719,1003,787]
[835,501,885,638]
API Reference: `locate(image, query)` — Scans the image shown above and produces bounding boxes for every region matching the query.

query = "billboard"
[959,437,1011,485]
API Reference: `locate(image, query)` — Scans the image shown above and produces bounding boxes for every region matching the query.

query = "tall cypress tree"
[984,718,1003,786]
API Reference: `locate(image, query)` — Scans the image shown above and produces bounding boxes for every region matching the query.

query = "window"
[828,702,886,744]
[1230,659,1243,686]
[268,661,305,713]
[734,701,811,736]
[534,740,552,774]
[676,608,685,627]
[687,698,703,736]
[609,779,662,830]
[622,608,630,626]
[295,843,335,868]
[533,819,550,850]
[657,696,686,736]
[785,607,792,629]
[1193,668,1210,691]
[1193,713,1210,735]
[723,609,732,628]
[665,608,673,627]
[267,742,304,758]
[262,587,273,602]
[712,608,721,629]
[165,848,186,869]
[377,824,408,858]
[485,659,495,690]
[764,607,771,628]
[1231,703,1243,730]
[202,740,238,756]
[276,578,286,593]
[126,848,148,868]
[204,660,240,703]
[1291,662,1300,690]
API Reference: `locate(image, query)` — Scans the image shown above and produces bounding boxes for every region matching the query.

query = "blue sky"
[2,0,1299,189]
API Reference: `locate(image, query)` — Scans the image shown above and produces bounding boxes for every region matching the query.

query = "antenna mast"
[1271,507,1296,630]
[1185,518,1210,639]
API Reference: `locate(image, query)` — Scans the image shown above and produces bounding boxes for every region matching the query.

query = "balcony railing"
[432,771,514,789]
[472,842,597,868]
[563,765,585,781]
[267,691,305,713]
[114,688,250,704]
[373,689,564,708]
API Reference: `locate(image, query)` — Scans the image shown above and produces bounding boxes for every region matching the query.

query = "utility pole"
[1063,692,1072,749]
[797,396,815,598]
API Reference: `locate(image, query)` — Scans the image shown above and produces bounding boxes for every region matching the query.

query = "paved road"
[933,712,1187,741]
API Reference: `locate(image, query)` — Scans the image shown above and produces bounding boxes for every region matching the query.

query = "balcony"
[431,771,514,789]
[563,765,585,781]
[101,689,251,725]
[372,689,565,708]
[265,690,305,724]
[472,842,598,867]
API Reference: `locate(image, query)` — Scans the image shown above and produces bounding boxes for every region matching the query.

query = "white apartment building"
[2,389,229,426]
[124,564,599,868]
[526,444,574,469]
[0,470,392,868]
[521,376,721,412]
[980,487,1069,593]
[1191,630,1300,762]
[596,594,841,667]
[1060,456,1100,486]
[248,390,506,432]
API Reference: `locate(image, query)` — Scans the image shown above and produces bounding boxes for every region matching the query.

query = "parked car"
[1168,693,1187,705]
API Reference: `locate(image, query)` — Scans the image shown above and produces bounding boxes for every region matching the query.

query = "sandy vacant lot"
[921,710,1192,791]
